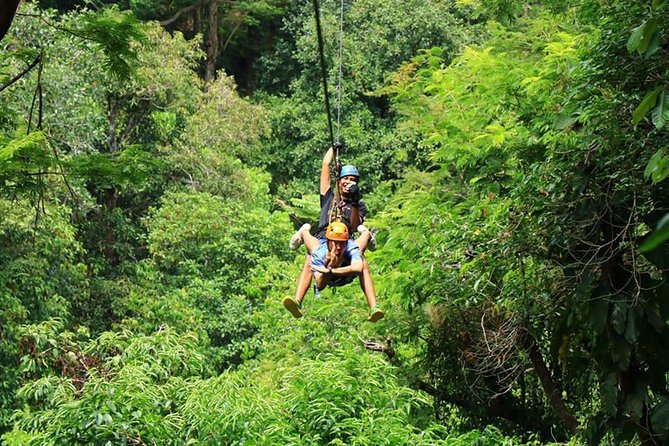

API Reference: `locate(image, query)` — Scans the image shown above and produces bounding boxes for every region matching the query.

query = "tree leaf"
[627,19,659,55]
[588,295,608,335]
[645,29,662,57]
[651,91,669,129]
[632,87,662,124]
[624,307,639,344]
[651,398,669,434]
[644,148,667,179]
[611,301,627,335]
[640,213,669,253]
[600,373,618,417]
[610,334,632,367]
[652,0,667,10]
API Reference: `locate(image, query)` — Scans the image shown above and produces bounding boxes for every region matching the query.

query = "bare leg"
[354,230,371,253]
[294,255,312,304]
[302,231,321,254]
[292,227,321,304]
[358,258,377,309]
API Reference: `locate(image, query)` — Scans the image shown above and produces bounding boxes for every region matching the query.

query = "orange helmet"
[325,221,349,241]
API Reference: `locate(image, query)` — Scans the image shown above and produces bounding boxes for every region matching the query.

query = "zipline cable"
[312,0,347,227]
[312,0,335,149]
[336,0,344,143]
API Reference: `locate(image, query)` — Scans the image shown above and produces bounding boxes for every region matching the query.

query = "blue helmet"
[339,164,359,179]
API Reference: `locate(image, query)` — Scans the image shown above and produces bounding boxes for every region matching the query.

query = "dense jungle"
[1,0,669,444]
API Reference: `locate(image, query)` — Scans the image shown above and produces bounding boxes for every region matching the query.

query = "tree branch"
[361,337,396,360]
[0,53,41,94]
[220,13,245,55]
[160,0,206,27]
[521,329,578,434]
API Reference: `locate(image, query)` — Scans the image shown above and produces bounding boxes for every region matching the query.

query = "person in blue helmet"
[283,146,383,322]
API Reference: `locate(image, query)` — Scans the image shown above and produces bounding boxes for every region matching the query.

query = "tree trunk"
[101,95,120,265]
[194,4,202,38]
[0,0,22,42]
[522,330,578,434]
[204,0,219,83]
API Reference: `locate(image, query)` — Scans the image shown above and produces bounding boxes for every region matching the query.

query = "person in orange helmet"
[283,221,383,322]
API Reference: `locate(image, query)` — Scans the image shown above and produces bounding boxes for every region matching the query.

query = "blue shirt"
[310,239,362,273]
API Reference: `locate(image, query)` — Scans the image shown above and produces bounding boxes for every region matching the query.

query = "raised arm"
[320,147,334,195]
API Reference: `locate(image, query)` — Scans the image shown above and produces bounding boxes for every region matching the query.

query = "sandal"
[282,296,303,319]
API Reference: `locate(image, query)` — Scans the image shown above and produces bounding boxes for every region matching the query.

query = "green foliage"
[626,18,660,56]
[179,74,268,164]
[373,1,669,443]
[3,298,542,445]
[139,190,292,369]
[639,213,669,253]
[0,130,54,199]
[2,0,668,444]
[76,6,145,80]
[0,199,87,427]
[66,146,164,192]
[256,0,484,195]
[644,148,669,184]
[146,190,290,283]
[183,355,411,444]
[5,325,206,446]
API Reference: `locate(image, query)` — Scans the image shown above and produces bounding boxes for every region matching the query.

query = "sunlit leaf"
[644,148,669,183]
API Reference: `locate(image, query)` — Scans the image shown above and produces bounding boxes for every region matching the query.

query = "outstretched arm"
[320,146,334,195]
[313,259,364,276]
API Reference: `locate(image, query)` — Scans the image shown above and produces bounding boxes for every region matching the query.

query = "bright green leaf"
[627,19,660,54]
[632,87,662,124]
[644,147,669,182]
[651,91,669,129]
[644,148,667,179]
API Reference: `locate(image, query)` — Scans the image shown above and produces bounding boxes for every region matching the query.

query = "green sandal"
[367,305,384,323]
[282,296,303,319]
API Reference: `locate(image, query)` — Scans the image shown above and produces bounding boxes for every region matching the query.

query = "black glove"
[347,183,360,203]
